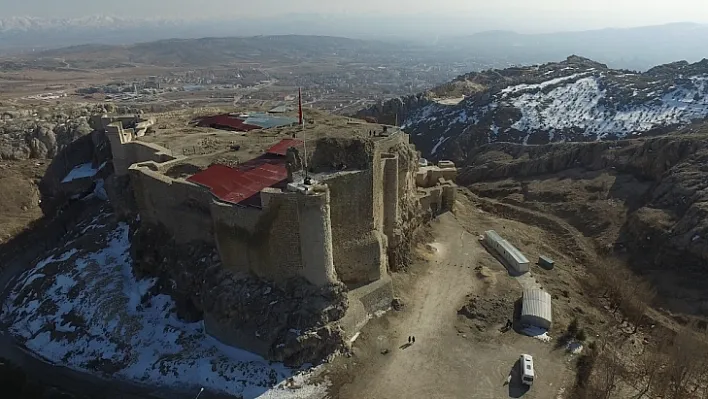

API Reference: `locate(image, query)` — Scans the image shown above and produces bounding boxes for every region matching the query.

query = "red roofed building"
[265,138,303,156]
[186,139,302,207]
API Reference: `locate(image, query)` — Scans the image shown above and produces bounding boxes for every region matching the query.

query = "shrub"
[568,318,580,336]
[576,328,588,342]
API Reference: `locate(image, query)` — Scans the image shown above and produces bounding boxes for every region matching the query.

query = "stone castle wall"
[116,129,445,290]
[129,162,215,243]
[106,122,175,176]
[318,132,419,286]
[382,154,400,241]
[323,170,386,285]
[213,187,337,287]
[99,120,455,363]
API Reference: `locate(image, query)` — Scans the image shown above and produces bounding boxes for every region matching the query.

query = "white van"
[520,354,535,386]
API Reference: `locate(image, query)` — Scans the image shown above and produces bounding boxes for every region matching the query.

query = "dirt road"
[331,211,571,399]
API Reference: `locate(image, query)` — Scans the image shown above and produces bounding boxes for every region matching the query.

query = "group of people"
[368,125,389,137]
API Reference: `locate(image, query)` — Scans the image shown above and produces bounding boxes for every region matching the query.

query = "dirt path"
[335,213,484,398]
[331,210,572,399]
[378,213,481,395]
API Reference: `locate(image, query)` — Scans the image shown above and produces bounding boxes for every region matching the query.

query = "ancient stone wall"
[105,122,176,176]
[314,132,421,284]
[415,165,458,188]
[418,182,457,216]
[442,184,456,212]
[295,188,338,286]
[129,164,214,243]
[210,200,264,276]
[382,154,400,241]
[212,187,337,287]
[322,170,386,285]
[125,130,420,289]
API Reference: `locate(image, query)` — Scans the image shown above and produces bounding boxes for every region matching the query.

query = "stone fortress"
[86,113,457,362]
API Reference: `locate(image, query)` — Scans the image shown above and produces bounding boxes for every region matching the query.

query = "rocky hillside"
[458,127,708,316]
[357,56,708,160]
[0,103,139,160]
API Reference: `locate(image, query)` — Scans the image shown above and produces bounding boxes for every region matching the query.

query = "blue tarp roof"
[243,113,297,129]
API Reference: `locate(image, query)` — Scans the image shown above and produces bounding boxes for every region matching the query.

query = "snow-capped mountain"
[356,56,708,160]
[0,15,209,52]
[0,15,184,32]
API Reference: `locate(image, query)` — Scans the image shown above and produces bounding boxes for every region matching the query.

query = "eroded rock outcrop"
[130,222,349,366]
[459,132,708,274]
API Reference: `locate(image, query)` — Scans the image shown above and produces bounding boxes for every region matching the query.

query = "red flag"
[298,87,303,127]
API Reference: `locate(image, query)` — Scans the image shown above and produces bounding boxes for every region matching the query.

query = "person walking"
[408,336,411,344]
[412,336,416,343]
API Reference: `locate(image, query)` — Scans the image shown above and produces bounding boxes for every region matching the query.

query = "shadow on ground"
[507,358,530,398]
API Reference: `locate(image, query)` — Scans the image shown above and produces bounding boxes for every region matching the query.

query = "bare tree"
[594,257,657,333]
[660,326,707,399]
[630,336,669,399]
[590,350,623,399]
[622,278,657,334]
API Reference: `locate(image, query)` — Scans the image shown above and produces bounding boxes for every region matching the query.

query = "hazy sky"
[3,0,708,32]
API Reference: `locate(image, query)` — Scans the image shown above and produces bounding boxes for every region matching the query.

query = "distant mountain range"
[1,35,428,70]
[355,56,708,160]
[0,16,706,71]
[439,23,708,71]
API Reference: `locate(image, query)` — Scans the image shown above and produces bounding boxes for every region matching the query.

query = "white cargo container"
[483,230,530,274]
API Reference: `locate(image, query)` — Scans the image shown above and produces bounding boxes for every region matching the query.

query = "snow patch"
[432,96,465,105]
[521,326,552,342]
[61,162,106,183]
[500,73,586,96]
[509,75,708,139]
[3,220,326,399]
[430,136,449,155]
[566,341,584,354]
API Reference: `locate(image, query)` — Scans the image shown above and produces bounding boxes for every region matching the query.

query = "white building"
[483,230,530,274]
[520,288,553,330]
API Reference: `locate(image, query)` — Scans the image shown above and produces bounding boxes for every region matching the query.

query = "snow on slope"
[508,75,708,139]
[61,162,106,183]
[395,58,708,158]
[2,213,327,399]
[499,73,588,95]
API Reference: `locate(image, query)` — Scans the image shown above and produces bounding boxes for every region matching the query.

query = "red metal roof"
[187,156,288,206]
[265,138,303,156]
[197,114,261,132]
[186,139,306,206]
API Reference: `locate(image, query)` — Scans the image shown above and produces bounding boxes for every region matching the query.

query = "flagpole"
[299,87,309,182]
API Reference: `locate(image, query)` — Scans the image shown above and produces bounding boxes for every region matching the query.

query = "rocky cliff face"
[0,103,139,161]
[459,130,708,277]
[130,222,349,367]
[356,56,708,161]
